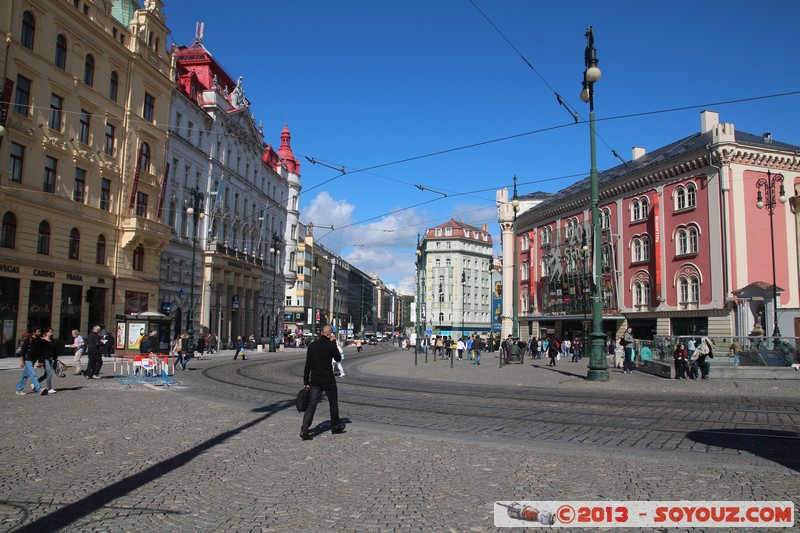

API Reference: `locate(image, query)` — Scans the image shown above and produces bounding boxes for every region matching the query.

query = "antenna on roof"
[195,22,204,45]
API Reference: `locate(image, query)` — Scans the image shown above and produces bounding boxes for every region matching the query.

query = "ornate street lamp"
[184,183,205,354]
[269,234,282,352]
[415,240,422,363]
[580,26,609,382]
[755,170,787,337]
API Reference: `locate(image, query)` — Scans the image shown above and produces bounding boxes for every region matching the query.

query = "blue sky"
[164,0,800,293]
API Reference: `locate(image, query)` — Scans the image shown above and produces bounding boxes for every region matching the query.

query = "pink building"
[512,111,799,340]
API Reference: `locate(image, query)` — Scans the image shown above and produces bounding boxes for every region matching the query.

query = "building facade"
[416,219,494,339]
[504,111,799,341]
[0,0,174,353]
[162,40,293,347]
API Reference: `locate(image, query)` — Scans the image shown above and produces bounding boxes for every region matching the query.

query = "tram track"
[197,351,800,448]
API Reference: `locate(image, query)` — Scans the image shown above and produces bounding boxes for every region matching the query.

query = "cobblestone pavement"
[1,346,798,532]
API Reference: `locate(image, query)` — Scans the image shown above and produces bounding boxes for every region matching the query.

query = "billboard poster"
[116,322,126,350]
[127,322,147,350]
[492,279,502,333]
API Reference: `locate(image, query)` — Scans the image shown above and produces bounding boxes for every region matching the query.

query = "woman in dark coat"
[673,342,689,379]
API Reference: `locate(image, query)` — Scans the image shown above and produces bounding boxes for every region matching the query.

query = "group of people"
[672,337,717,379]
[15,325,110,396]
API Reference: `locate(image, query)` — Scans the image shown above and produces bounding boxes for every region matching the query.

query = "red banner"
[156,162,170,221]
[128,145,143,210]
[0,78,15,149]
[652,194,662,302]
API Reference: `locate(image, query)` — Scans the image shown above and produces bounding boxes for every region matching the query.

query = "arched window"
[83,54,94,86]
[520,262,529,281]
[632,199,641,221]
[289,251,296,272]
[96,234,106,265]
[133,244,144,271]
[686,183,697,208]
[168,200,177,230]
[55,34,67,69]
[676,187,687,210]
[641,197,649,218]
[445,258,451,266]
[633,239,642,262]
[521,292,529,313]
[633,236,650,262]
[140,142,151,173]
[679,278,688,303]
[1,212,17,248]
[37,221,50,255]
[435,258,441,267]
[688,227,698,254]
[109,71,119,102]
[21,11,35,50]
[521,232,530,250]
[68,228,80,259]
[601,208,611,230]
[690,276,699,303]
[634,280,650,307]
[677,229,688,255]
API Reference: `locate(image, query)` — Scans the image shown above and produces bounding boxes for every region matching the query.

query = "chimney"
[763,132,772,144]
[481,223,488,232]
[632,146,646,160]
[701,110,719,134]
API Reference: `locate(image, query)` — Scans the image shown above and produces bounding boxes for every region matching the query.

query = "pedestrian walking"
[548,338,560,366]
[67,329,85,375]
[457,338,465,360]
[233,335,246,360]
[15,328,46,396]
[196,334,206,360]
[36,328,59,394]
[621,328,635,374]
[331,334,345,378]
[729,339,741,367]
[300,325,345,440]
[472,335,484,365]
[83,325,103,379]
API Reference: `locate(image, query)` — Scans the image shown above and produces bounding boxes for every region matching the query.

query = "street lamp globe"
[585,65,602,83]
[186,206,194,215]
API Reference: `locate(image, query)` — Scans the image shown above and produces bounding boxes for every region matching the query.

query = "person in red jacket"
[300,325,344,440]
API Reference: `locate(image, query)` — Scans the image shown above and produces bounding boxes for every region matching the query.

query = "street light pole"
[185,183,205,355]
[415,235,422,362]
[755,170,787,337]
[581,26,609,382]
[269,234,282,352]
[511,176,520,340]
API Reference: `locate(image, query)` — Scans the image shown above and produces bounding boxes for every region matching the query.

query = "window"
[678,275,700,305]
[68,228,80,259]
[140,142,150,173]
[168,200,177,230]
[445,228,452,236]
[686,184,696,208]
[21,11,35,49]
[9,143,24,183]
[632,197,649,221]
[37,221,50,255]
[435,228,442,236]
[14,75,31,115]
[83,54,94,86]
[1,212,17,248]
[143,93,155,122]
[48,94,63,131]
[136,192,148,218]
[133,244,144,271]
[100,178,111,211]
[104,123,115,155]
[632,236,650,263]
[675,183,697,211]
[109,71,119,102]
[43,156,57,193]
[73,168,86,203]
[601,208,611,230]
[676,226,699,256]
[634,280,650,307]
[520,262,529,281]
[55,34,67,69]
[521,232,530,251]
[95,234,106,265]
[78,110,90,144]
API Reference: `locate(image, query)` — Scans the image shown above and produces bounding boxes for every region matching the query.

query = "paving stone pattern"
[0,346,798,532]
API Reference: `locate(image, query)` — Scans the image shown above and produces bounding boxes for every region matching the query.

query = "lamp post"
[185,183,205,354]
[415,239,423,362]
[310,258,319,337]
[755,170,787,337]
[461,271,466,339]
[580,235,590,357]
[269,234,282,352]
[580,26,609,381]
[511,176,520,340]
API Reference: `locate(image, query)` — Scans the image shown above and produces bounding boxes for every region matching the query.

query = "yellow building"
[0,0,174,352]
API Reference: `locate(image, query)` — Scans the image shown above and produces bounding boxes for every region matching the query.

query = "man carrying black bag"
[300,325,344,441]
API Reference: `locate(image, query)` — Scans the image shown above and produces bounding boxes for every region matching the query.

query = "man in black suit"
[300,325,344,440]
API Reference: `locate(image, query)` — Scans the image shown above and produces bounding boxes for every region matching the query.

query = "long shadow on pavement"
[686,428,800,473]
[12,399,294,532]
[532,364,586,379]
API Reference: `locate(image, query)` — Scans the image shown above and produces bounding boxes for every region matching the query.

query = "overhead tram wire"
[467,0,627,167]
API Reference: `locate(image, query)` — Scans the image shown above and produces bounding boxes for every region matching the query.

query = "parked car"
[367,336,378,345]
